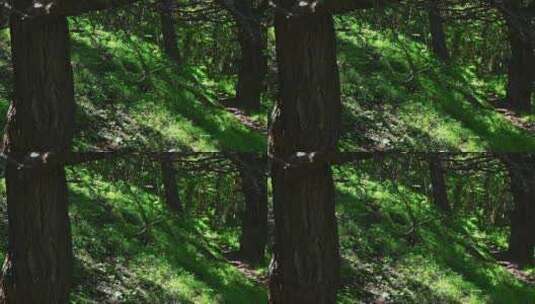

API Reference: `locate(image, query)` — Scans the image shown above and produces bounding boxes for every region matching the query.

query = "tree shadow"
[69,28,265,152]
[333,167,535,303]
[335,24,535,152]
[68,171,267,303]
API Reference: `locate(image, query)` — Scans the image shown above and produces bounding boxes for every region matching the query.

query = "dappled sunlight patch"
[335,17,535,152]
[67,18,265,152]
[334,163,535,304]
[67,166,267,303]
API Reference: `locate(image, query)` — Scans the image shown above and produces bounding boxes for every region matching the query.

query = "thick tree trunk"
[269,165,339,304]
[505,155,535,266]
[237,153,268,265]
[235,10,268,111]
[160,0,180,63]
[0,5,6,29]
[505,28,534,113]
[428,154,451,213]
[1,164,73,304]
[0,9,75,303]
[160,156,182,213]
[269,8,341,304]
[428,0,449,62]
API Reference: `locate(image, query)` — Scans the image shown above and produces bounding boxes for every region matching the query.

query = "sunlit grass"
[68,166,267,303]
[336,18,535,152]
[69,21,265,152]
[334,164,535,304]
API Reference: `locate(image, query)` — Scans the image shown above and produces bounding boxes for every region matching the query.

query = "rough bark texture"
[234,0,268,111]
[160,0,180,63]
[1,165,73,304]
[13,0,143,18]
[269,7,341,304]
[160,156,182,213]
[428,0,449,62]
[428,154,451,213]
[0,5,6,29]
[236,21,268,111]
[269,165,339,304]
[505,155,535,266]
[237,153,268,265]
[505,27,534,113]
[0,7,75,303]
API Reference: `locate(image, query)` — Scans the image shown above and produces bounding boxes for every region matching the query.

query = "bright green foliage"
[0,21,265,152]
[1,4,534,303]
[70,18,265,152]
[334,163,535,304]
[66,163,266,304]
[337,17,535,151]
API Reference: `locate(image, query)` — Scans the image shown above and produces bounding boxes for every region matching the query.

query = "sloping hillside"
[0,22,266,152]
[336,17,535,152]
[335,162,535,304]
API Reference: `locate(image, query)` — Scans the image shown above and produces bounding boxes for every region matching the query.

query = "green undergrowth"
[0,154,533,303]
[334,164,535,304]
[70,18,265,152]
[336,17,535,152]
[0,21,266,152]
[67,164,266,304]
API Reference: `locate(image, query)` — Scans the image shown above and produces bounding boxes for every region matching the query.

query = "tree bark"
[505,155,535,266]
[160,0,180,63]
[160,156,182,213]
[237,153,268,265]
[12,0,144,19]
[0,5,6,29]
[428,0,449,62]
[428,154,451,213]
[269,165,339,304]
[0,8,75,303]
[505,27,534,113]
[235,0,268,111]
[269,7,341,303]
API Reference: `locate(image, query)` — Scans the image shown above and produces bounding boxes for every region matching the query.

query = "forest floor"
[2,159,532,303]
[0,14,535,304]
[0,24,266,152]
[2,17,535,152]
[493,107,535,135]
[336,17,535,152]
[222,105,267,135]
[335,164,535,304]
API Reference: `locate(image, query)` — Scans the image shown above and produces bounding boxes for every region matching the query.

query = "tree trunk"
[160,0,180,63]
[0,5,6,29]
[428,0,449,62]
[505,155,535,266]
[0,10,75,303]
[505,27,534,113]
[237,153,268,265]
[269,8,341,303]
[160,156,182,213]
[428,154,451,213]
[235,7,268,111]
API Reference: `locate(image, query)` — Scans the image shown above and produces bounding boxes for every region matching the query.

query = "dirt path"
[496,260,535,285]
[489,246,535,286]
[223,251,268,286]
[224,106,267,135]
[494,107,535,134]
